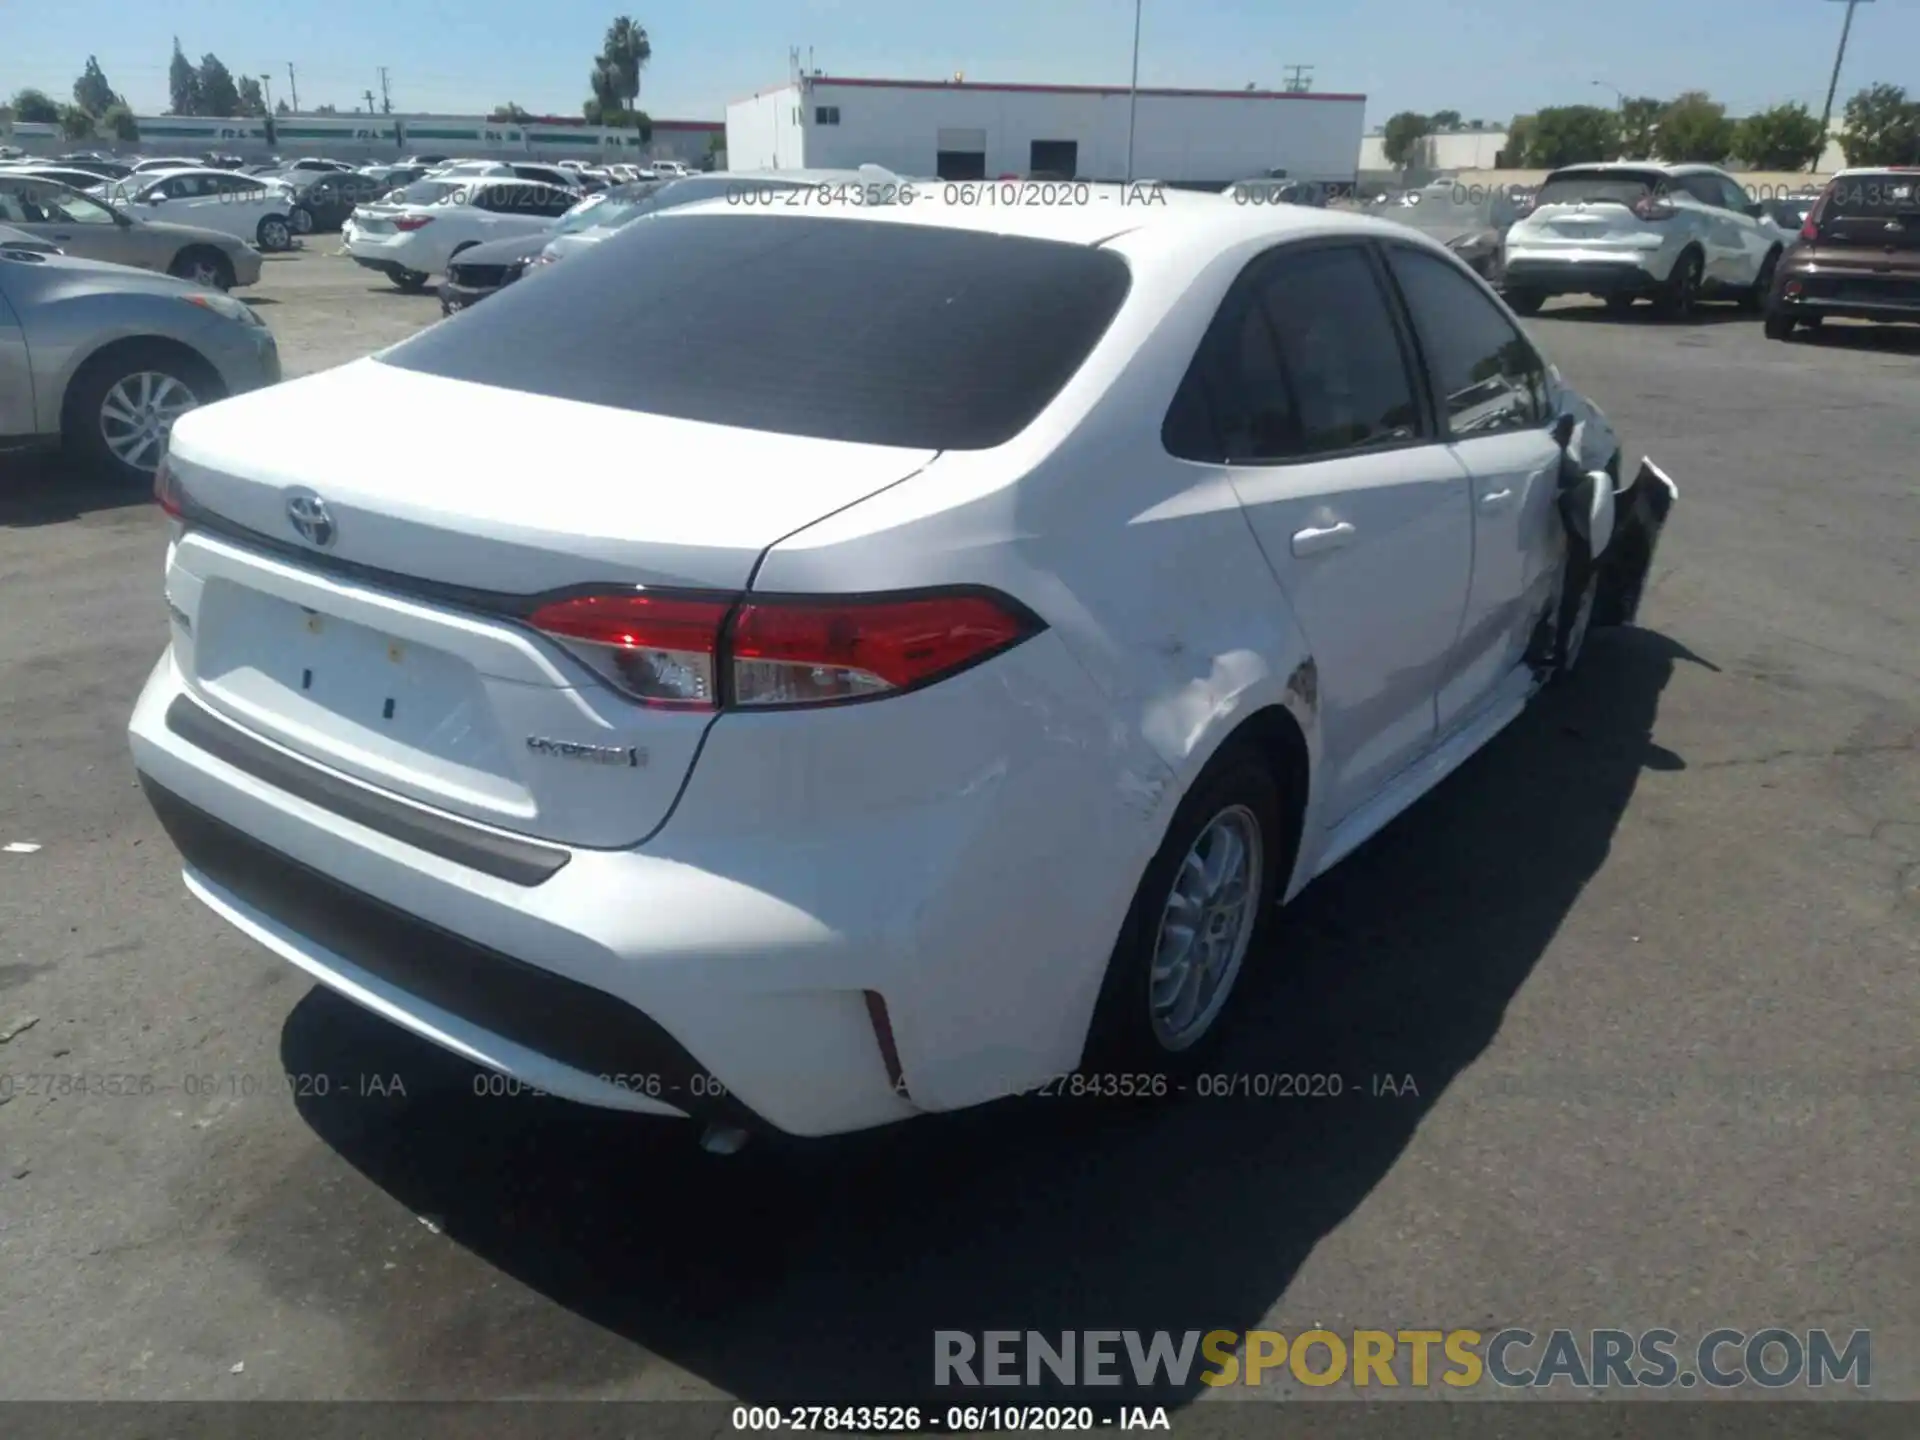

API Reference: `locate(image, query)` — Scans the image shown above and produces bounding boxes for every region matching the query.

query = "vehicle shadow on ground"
[1798,324,1920,354]
[0,453,145,526]
[279,626,1703,1408]
[1538,303,1755,327]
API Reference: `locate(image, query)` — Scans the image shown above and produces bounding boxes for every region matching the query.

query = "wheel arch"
[57,334,225,435]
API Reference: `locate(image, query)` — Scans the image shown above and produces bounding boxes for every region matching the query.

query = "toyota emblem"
[286,490,336,548]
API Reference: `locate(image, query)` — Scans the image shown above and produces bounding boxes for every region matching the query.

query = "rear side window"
[379,213,1133,450]
[1163,244,1421,464]
[1385,246,1550,436]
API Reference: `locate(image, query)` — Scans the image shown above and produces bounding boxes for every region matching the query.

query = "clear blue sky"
[6,0,1917,124]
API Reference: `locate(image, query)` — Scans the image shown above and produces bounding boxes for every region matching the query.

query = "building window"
[815,106,841,125]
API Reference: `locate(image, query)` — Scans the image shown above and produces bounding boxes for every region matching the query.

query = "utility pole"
[1124,0,1143,183]
[286,63,300,112]
[261,73,274,111]
[378,66,392,114]
[1282,64,1314,93]
[362,89,377,116]
[1816,0,1874,163]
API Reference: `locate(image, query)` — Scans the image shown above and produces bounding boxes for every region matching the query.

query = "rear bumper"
[1771,270,1920,322]
[1503,256,1664,296]
[128,636,1161,1137]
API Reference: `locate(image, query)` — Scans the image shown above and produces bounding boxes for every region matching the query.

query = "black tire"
[1741,248,1781,312]
[1505,289,1544,316]
[1654,249,1703,320]
[167,246,235,291]
[61,341,224,486]
[256,215,293,252]
[1082,743,1293,1078]
[288,205,315,235]
[1763,311,1796,341]
[391,268,431,293]
[1603,294,1637,316]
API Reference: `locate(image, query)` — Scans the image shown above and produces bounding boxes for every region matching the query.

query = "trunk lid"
[161,360,937,848]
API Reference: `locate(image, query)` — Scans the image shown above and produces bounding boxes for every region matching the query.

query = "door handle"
[51,233,73,241]
[1291,521,1356,557]
[1479,487,1515,509]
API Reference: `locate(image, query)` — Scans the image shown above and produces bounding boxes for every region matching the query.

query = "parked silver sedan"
[0,247,281,483]
[0,173,263,290]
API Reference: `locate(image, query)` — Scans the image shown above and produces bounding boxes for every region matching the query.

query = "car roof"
[657,184,1408,251]
[1544,161,1720,176]
[1831,166,1920,179]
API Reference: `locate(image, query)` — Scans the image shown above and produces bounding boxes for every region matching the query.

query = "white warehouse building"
[726,74,1367,186]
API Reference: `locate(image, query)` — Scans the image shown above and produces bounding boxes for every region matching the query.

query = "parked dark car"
[1766,169,1920,340]
[439,233,556,314]
[285,172,396,234]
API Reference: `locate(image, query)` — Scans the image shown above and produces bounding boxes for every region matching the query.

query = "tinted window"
[1163,245,1420,463]
[1386,246,1549,437]
[1824,173,1920,216]
[1714,176,1754,211]
[380,213,1131,450]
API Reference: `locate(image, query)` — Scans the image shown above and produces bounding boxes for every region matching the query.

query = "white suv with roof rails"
[1503,162,1784,318]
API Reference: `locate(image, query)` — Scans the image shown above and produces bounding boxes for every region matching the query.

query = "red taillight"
[527,592,730,709]
[393,215,434,232]
[1800,217,1819,241]
[154,458,186,517]
[526,589,1040,711]
[728,592,1036,707]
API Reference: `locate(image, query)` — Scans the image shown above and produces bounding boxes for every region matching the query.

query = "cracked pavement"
[0,257,1914,1406]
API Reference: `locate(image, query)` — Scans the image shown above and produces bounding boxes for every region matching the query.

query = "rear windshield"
[1824,174,1920,216]
[389,179,463,205]
[1535,169,1669,208]
[378,213,1133,451]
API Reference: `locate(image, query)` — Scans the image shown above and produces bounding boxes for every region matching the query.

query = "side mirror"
[1744,201,1766,219]
[143,194,164,205]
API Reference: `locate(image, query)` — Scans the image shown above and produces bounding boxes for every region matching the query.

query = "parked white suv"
[1503,163,1784,318]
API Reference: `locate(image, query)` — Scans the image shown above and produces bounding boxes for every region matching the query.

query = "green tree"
[1616,97,1664,161]
[197,55,242,117]
[1734,102,1826,170]
[97,102,140,142]
[1655,91,1734,163]
[1430,109,1462,130]
[489,102,532,122]
[237,76,268,117]
[589,15,652,125]
[314,103,338,115]
[9,88,61,124]
[73,57,123,117]
[274,98,292,115]
[58,104,96,140]
[1381,110,1432,169]
[1523,106,1619,167]
[168,38,201,116]
[1499,114,1535,167]
[1838,83,1920,167]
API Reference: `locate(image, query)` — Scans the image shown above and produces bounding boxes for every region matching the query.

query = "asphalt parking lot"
[0,245,1915,1409]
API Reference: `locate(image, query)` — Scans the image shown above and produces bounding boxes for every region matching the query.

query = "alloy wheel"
[1149,804,1264,1051]
[99,371,198,475]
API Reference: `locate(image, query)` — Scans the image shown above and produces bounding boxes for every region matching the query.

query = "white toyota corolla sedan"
[128,195,1677,1145]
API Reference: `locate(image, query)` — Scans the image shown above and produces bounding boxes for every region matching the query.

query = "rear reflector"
[154,457,186,518]
[526,588,1041,711]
